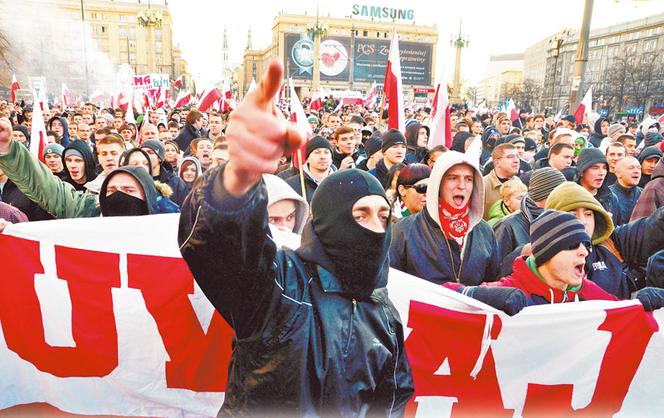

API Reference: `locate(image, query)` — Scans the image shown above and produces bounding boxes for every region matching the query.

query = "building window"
[363,30,368,36]
[643,39,657,52]
[119,14,126,22]
[155,29,162,41]
[156,41,163,53]
[129,28,136,40]
[130,53,136,64]
[119,26,127,38]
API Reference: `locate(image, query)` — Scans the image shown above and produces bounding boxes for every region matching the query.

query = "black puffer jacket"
[174,122,201,155]
[178,164,414,417]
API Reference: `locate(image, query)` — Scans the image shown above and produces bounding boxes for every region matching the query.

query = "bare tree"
[517,79,543,111]
[465,86,478,105]
[500,83,521,103]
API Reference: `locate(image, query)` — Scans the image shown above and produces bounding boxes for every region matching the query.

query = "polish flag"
[10,74,20,103]
[61,83,73,107]
[288,78,313,170]
[364,82,378,109]
[554,109,562,124]
[142,90,153,111]
[172,75,185,89]
[382,27,405,132]
[155,87,166,109]
[118,92,130,112]
[506,98,519,122]
[174,90,191,108]
[125,91,136,124]
[428,66,452,149]
[574,86,592,125]
[89,89,104,104]
[29,90,47,163]
[37,88,49,112]
[195,87,222,112]
[309,89,325,111]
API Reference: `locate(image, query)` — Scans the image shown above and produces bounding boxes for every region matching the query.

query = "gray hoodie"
[263,173,309,235]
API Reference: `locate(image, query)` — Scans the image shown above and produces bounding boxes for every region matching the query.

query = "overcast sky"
[167,0,664,87]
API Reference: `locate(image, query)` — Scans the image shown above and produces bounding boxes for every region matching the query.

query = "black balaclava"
[99,166,157,217]
[307,169,391,299]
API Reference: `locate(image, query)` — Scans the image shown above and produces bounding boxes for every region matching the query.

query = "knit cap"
[43,143,65,158]
[528,168,566,202]
[140,139,165,161]
[644,132,663,148]
[364,136,382,158]
[576,148,607,175]
[545,181,614,244]
[530,209,591,267]
[638,146,663,164]
[305,135,334,159]
[608,123,625,137]
[381,129,407,152]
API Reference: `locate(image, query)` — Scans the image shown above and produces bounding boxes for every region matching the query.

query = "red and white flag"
[383,28,405,132]
[288,78,313,170]
[89,89,104,104]
[309,89,324,111]
[155,87,166,109]
[195,87,222,112]
[125,91,136,124]
[10,74,20,103]
[428,66,452,149]
[61,83,73,107]
[29,90,47,163]
[506,98,519,122]
[574,86,593,125]
[37,88,49,112]
[172,75,185,89]
[173,90,191,108]
[364,82,378,109]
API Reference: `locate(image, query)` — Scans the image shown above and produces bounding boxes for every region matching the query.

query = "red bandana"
[438,198,470,242]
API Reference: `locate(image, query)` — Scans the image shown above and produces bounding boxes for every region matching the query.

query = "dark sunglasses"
[404,184,428,194]
[564,240,592,252]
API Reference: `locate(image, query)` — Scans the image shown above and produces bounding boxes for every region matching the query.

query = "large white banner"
[1,214,663,417]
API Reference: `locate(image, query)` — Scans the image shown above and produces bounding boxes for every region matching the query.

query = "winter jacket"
[589,118,609,148]
[0,178,53,221]
[0,201,28,223]
[332,148,361,170]
[482,158,532,177]
[390,151,500,285]
[174,122,201,155]
[447,256,618,306]
[177,156,202,192]
[404,122,429,164]
[158,162,189,206]
[483,170,523,220]
[595,183,620,225]
[631,160,664,221]
[609,182,642,226]
[177,165,414,416]
[0,140,177,219]
[369,159,391,189]
[487,199,511,228]
[285,164,337,203]
[493,195,540,270]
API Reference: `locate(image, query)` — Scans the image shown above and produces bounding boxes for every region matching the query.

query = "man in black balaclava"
[178,58,414,417]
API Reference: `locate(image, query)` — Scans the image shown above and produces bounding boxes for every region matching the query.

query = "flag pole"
[297,149,307,201]
[376,91,386,132]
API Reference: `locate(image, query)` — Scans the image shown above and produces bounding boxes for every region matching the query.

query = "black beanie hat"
[530,210,591,267]
[576,148,607,175]
[638,146,663,164]
[364,136,382,158]
[305,135,334,159]
[524,137,538,152]
[381,129,407,152]
[141,140,166,161]
[308,169,391,299]
[12,125,30,142]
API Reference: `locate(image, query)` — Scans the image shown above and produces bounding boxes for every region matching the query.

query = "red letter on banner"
[0,236,120,377]
[404,300,511,417]
[127,254,232,391]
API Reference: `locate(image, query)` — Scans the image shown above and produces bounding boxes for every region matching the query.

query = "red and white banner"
[1,215,663,417]
[383,27,405,133]
[574,86,593,126]
[196,87,223,113]
[29,89,47,163]
[428,66,452,149]
[11,73,20,103]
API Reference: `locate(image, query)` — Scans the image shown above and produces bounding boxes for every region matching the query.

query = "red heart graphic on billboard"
[321,52,341,68]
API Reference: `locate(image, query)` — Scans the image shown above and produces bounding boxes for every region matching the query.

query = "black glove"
[461,286,529,316]
[635,287,664,312]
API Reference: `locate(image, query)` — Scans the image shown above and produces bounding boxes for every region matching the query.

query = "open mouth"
[573,263,585,279]
[453,195,465,206]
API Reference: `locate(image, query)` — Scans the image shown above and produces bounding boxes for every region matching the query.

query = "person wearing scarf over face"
[390,150,500,285]
[178,59,414,417]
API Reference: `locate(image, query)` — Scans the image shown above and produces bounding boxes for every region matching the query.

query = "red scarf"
[438,199,470,243]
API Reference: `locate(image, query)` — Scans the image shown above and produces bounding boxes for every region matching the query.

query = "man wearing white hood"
[390,150,500,285]
[263,173,309,235]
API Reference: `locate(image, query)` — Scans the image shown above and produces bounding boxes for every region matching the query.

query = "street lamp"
[548,29,571,111]
[307,5,328,93]
[138,2,163,74]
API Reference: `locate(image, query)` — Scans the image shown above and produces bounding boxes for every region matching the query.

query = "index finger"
[252,57,284,109]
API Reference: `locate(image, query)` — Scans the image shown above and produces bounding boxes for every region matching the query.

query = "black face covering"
[101,191,149,217]
[309,169,391,299]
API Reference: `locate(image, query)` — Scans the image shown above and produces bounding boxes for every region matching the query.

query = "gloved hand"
[463,286,529,316]
[635,287,664,312]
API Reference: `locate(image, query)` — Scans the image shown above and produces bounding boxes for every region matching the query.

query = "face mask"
[309,170,391,299]
[101,191,149,217]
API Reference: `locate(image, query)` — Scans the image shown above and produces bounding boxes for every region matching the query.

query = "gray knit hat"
[576,148,607,175]
[608,123,625,137]
[530,210,591,267]
[528,168,567,202]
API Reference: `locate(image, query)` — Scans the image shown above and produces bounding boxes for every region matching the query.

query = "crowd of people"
[3,57,664,415]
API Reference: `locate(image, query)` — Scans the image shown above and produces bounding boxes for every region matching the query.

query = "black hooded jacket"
[404,122,429,164]
[99,166,162,215]
[589,117,608,148]
[0,179,54,221]
[174,122,201,156]
[47,116,71,147]
[178,164,414,416]
[62,140,97,192]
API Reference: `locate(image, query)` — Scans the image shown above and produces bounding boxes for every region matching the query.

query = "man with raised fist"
[178,58,414,417]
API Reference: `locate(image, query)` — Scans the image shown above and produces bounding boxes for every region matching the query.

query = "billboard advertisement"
[285,33,432,86]
[285,34,351,82]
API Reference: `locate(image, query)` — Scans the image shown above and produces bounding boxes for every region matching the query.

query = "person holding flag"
[178,58,414,416]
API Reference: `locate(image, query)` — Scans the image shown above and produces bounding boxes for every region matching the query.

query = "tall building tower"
[246,27,253,50]
[221,26,231,80]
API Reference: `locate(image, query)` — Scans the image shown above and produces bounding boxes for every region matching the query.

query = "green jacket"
[0,140,100,219]
[487,199,510,228]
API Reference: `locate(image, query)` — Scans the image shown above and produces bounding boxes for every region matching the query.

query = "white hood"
[262,174,310,235]
[425,150,485,232]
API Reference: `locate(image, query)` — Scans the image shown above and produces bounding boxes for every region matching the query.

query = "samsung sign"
[352,4,415,21]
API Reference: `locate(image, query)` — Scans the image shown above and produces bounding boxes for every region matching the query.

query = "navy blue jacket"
[390,208,500,286]
[609,182,642,226]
